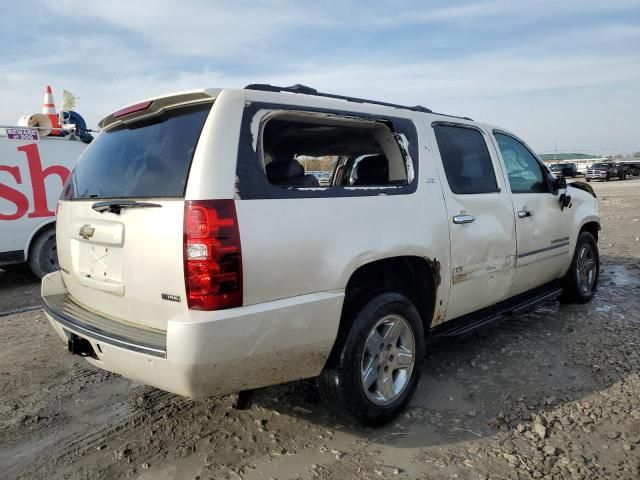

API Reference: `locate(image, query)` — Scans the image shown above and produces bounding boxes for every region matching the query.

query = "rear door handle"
[453,214,475,224]
[518,209,534,218]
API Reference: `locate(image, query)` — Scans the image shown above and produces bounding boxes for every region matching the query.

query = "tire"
[317,293,425,427]
[560,231,599,304]
[28,227,58,279]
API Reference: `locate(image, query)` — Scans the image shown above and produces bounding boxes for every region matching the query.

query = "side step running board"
[432,286,563,338]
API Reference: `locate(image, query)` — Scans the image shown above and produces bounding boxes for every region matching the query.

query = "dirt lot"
[1,179,639,480]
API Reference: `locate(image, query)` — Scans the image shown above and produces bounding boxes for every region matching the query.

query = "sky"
[1,0,639,154]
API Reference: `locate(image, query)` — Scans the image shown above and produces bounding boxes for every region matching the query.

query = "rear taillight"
[184,200,242,310]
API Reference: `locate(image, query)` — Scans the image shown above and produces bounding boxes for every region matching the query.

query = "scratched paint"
[452,255,516,285]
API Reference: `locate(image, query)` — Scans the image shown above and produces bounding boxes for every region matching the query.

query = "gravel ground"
[1,178,639,480]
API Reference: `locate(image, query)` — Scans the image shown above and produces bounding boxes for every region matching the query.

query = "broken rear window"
[261,114,408,188]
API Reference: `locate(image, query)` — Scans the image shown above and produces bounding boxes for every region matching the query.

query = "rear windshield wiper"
[92,200,162,214]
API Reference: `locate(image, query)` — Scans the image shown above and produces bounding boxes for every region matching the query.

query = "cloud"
[1,0,639,152]
[46,0,335,58]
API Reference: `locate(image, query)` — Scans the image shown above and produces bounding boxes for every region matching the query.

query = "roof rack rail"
[244,84,474,121]
[245,83,434,114]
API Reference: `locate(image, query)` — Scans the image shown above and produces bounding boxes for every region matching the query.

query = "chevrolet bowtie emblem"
[79,224,95,240]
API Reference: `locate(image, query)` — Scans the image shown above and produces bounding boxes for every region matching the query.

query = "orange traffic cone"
[42,85,61,135]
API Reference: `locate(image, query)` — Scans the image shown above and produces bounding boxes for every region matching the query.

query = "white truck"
[0,131,88,277]
[42,85,600,426]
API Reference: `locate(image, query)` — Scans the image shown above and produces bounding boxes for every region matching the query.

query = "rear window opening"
[260,113,409,189]
[64,102,212,200]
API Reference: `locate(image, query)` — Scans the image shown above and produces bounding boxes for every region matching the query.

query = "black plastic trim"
[432,280,563,338]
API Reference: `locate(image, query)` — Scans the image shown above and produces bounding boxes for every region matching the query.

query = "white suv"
[42,84,600,426]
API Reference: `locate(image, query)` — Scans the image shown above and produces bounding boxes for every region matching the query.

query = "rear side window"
[66,103,211,199]
[433,124,499,194]
[494,132,549,194]
[261,114,408,188]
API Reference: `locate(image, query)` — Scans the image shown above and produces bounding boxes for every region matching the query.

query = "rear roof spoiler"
[99,90,218,130]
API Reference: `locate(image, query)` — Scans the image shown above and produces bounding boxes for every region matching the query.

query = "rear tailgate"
[56,99,213,331]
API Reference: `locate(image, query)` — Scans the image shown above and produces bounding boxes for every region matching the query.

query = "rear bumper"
[42,271,344,398]
[43,293,166,357]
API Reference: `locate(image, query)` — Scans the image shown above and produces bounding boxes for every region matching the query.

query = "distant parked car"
[550,163,578,178]
[625,162,640,177]
[586,162,626,182]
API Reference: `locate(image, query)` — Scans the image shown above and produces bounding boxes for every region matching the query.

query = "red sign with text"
[0,143,71,220]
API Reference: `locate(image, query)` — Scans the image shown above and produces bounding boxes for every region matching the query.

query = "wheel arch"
[326,255,440,367]
[24,219,56,260]
[578,218,600,243]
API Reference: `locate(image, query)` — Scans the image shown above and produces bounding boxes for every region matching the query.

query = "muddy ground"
[1,179,639,480]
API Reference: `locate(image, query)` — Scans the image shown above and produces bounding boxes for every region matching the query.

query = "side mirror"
[559,193,572,210]
[552,175,566,191]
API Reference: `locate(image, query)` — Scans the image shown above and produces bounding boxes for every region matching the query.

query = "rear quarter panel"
[200,92,454,323]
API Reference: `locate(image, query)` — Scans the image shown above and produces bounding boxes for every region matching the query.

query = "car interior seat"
[353,155,389,186]
[266,155,320,187]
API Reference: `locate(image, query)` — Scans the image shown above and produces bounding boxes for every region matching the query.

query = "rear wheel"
[561,231,599,304]
[317,293,425,426]
[29,227,58,279]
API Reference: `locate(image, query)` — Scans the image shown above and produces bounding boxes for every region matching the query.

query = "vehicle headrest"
[266,157,305,181]
[357,155,388,180]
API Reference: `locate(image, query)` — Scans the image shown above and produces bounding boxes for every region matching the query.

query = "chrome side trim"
[518,241,570,259]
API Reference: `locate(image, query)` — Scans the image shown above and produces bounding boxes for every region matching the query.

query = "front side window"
[433,124,499,194]
[494,132,549,194]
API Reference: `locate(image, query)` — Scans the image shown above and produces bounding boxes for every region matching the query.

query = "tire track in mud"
[10,365,100,404]
[0,309,188,478]
[14,385,197,479]
[0,304,41,317]
[4,180,640,480]
[57,389,188,454]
